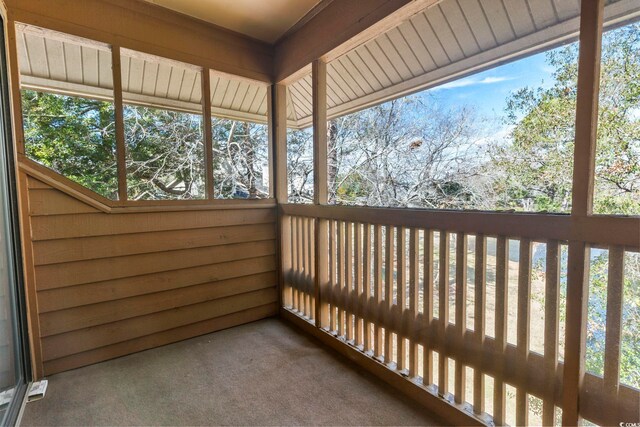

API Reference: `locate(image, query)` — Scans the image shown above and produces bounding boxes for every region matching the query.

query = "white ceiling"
[142,0,324,43]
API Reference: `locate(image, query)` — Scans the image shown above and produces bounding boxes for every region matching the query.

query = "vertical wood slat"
[307,217,315,319]
[543,240,560,426]
[300,217,307,316]
[397,227,407,371]
[201,69,214,199]
[316,218,329,329]
[291,216,299,312]
[603,247,624,397]
[454,232,467,404]
[423,230,434,386]
[438,231,450,396]
[374,225,383,358]
[282,215,293,308]
[346,222,354,342]
[337,221,345,336]
[473,235,486,415]
[329,220,337,332]
[363,224,372,352]
[111,46,127,202]
[385,226,395,363]
[409,228,420,377]
[493,236,508,425]
[516,239,532,427]
[355,223,364,347]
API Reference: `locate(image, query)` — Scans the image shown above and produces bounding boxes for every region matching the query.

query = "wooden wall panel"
[20,175,278,377]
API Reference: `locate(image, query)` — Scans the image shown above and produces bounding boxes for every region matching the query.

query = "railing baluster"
[308,218,315,320]
[316,218,329,328]
[409,228,420,378]
[291,216,299,312]
[438,231,450,397]
[282,215,292,308]
[604,247,624,400]
[474,234,486,415]
[424,230,434,387]
[543,240,560,426]
[363,224,372,352]
[397,226,407,372]
[385,226,395,364]
[337,221,345,337]
[355,222,364,348]
[300,217,309,316]
[455,232,467,405]
[346,221,354,342]
[516,239,532,426]
[329,220,337,333]
[374,224,383,359]
[494,236,508,425]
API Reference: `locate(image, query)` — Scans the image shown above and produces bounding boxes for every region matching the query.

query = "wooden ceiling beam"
[273,0,441,83]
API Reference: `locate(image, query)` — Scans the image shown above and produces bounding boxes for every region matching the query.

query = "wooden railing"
[279,203,640,427]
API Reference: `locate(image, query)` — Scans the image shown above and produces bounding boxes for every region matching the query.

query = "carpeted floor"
[20,317,444,426]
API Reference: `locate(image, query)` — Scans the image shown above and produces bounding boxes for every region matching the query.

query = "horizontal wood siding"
[22,175,278,376]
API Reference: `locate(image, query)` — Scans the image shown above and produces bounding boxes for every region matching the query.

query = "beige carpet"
[21,317,444,426]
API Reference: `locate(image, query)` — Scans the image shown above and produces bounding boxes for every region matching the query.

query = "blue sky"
[421,51,555,120]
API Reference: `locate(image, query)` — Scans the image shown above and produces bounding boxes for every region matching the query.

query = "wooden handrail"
[280,203,639,249]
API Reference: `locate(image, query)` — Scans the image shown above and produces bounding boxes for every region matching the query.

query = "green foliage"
[586,251,640,389]
[494,23,640,214]
[22,90,118,199]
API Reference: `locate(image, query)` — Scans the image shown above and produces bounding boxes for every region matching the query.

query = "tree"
[213,118,269,199]
[326,96,492,209]
[21,90,118,199]
[492,23,640,214]
[124,105,205,200]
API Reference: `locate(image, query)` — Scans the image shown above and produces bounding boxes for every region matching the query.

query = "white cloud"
[432,75,513,91]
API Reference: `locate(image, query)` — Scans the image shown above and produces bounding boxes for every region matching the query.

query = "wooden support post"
[111,46,127,202]
[273,84,288,311]
[311,59,328,331]
[267,85,275,198]
[564,0,604,424]
[201,69,214,199]
[312,59,327,205]
[6,19,25,155]
[273,84,288,203]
